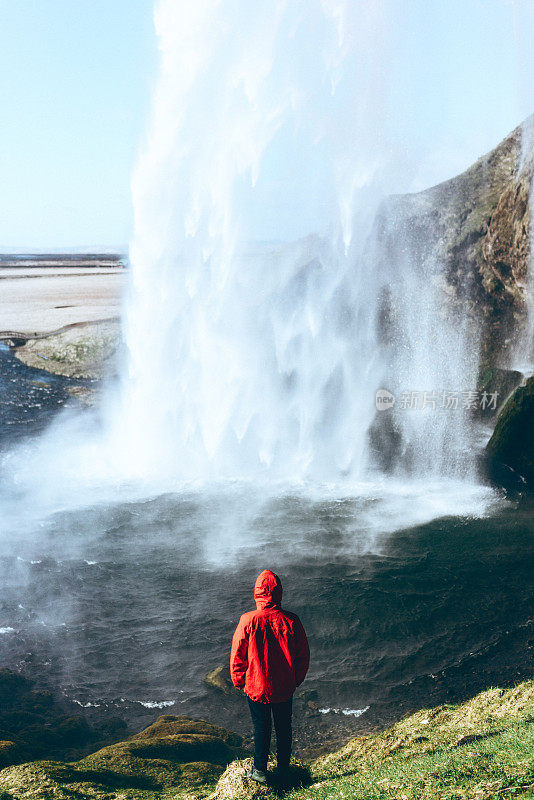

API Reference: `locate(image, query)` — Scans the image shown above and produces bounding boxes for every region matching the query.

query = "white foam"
[138,700,176,709]
[73,700,102,708]
[319,705,369,718]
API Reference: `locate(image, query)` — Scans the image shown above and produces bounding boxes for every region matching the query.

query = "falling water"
[104,0,480,488]
[0,0,502,545]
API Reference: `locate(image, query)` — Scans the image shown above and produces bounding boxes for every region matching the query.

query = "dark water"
[0,343,93,445]
[0,346,533,754]
[1,492,533,753]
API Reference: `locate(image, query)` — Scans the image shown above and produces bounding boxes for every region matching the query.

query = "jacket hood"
[254,570,283,610]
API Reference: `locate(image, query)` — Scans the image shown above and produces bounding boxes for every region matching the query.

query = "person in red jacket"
[230,569,310,785]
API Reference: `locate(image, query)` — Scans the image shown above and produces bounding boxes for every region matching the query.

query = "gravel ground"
[0,265,125,335]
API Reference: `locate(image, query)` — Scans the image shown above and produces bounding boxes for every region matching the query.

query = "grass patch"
[211,681,534,800]
[296,719,534,799]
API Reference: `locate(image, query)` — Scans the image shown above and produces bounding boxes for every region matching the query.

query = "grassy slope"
[1,681,533,800]
[212,681,534,800]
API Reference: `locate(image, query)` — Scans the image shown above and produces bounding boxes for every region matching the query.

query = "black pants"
[247,696,293,772]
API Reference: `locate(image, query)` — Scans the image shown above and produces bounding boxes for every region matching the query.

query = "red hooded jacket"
[230,570,310,703]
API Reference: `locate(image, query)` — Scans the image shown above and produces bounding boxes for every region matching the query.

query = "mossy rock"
[204,665,241,696]
[131,715,243,747]
[0,712,43,733]
[55,715,94,746]
[486,376,534,484]
[12,723,62,752]
[0,759,163,799]
[475,366,523,417]
[0,670,31,703]
[95,715,128,739]
[0,742,26,770]
[0,668,125,764]
[0,730,246,799]
[208,757,311,799]
[82,733,242,776]
[20,691,54,715]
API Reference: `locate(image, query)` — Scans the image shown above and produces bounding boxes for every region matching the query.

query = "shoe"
[247,766,268,784]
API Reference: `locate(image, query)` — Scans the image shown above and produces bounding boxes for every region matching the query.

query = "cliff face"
[368,117,534,485]
[376,117,533,370]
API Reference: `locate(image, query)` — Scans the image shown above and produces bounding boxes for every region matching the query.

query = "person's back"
[230,569,310,785]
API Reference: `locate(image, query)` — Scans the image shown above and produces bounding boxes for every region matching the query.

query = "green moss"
[475,366,523,416]
[203,666,241,697]
[0,742,24,770]
[132,715,243,747]
[0,730,246,799]
[295,720,534,800]
[81,733,238,777]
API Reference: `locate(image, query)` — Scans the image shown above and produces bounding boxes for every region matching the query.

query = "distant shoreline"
[0,252,127,268]
[0,256,126,340]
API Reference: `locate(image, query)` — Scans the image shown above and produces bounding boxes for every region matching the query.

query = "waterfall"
[0,0,505,549]
[101,0,480,487]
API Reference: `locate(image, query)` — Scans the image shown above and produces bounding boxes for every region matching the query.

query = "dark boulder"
[0,668,127,766]
[475,366,523,418]
[486,376,534,486]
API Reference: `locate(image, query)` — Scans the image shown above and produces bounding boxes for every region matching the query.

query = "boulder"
[207,757,311,799]
[94,715,128,740]
[0,741,26,770]
[475,366,523,417]
[0,668,126,764]
[20,690,54,715]
[204,665,241,696]
[80,734,236,782]
[486,376,534,485]
[13,319,122,380]
[131,714,243,747]
[55,715,94,746]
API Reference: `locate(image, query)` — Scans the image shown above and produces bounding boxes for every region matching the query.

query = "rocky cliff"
[371,116,534,486]
[376,116,533,371]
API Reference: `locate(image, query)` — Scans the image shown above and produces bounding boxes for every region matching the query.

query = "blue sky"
[387,0,534,190]
[0,0,533,250]
[0,0,156,250]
